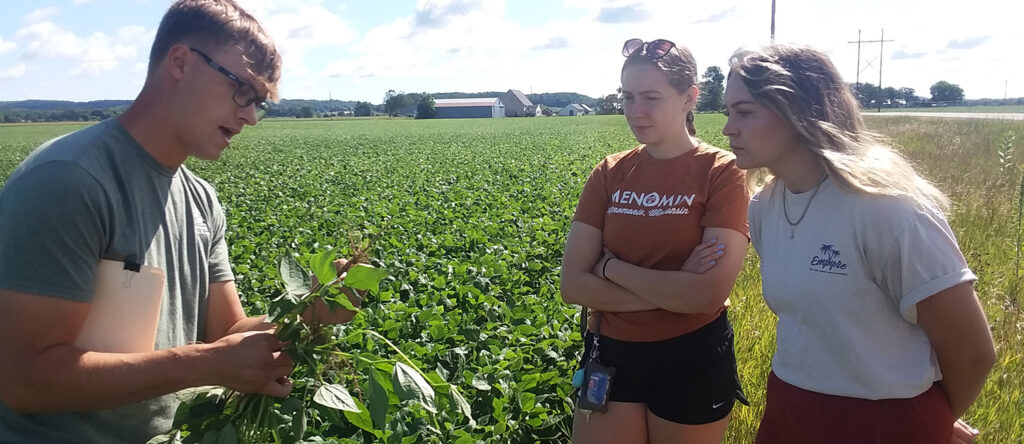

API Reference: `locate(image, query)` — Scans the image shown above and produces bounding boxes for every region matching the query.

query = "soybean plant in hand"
[149,248,474,444]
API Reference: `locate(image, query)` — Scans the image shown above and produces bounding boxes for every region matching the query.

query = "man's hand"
[204,329,295,397]
[303,258,368,325]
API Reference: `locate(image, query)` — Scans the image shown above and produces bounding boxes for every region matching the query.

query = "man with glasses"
[0,1,353,442]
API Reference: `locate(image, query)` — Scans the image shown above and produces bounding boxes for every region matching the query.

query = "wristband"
[601,257,613,280]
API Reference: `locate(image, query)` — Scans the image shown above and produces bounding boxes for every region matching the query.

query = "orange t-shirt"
[572,143,750,342]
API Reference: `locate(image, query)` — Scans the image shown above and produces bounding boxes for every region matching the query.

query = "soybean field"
[0,114,1021,443]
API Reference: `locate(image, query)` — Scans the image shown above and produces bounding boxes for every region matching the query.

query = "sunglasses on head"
[622,38,676,60]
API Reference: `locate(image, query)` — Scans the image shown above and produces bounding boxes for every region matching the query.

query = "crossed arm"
[559,221,748,314]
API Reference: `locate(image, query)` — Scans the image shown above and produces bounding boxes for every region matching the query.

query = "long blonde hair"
[728,44,950,212]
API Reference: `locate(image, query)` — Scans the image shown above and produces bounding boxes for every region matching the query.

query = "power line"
[848,29,894,111]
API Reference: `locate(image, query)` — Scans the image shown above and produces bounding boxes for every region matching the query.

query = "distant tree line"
[0,99,372,122]
[382,90,422,117]
[595,88,622,115]
[5,81,1021,123]
[593,65,728,115]
[263,99,364,118]
[0,107,127,123]
[849,80,987,108]
[596,69,1008,115]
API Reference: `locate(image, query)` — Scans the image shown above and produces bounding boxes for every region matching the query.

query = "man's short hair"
[149,0,282,100]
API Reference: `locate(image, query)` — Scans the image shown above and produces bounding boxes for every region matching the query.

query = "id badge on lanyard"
[575,310,616,417]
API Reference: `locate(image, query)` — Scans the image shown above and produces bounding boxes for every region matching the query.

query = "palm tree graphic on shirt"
[819,244,840,260]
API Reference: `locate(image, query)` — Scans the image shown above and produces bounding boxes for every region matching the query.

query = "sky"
[0,0,1020,104]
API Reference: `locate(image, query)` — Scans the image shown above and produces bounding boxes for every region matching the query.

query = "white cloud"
[3,0,1019,102]
[16,22,148,77]
[312,0,1020,102]
[235,0,358,93]
[25,7,60,24]
[0,64,28,80]
[17,22,79,59]
[594,3,652,24]
[324,0,524,86]
[765,0,1023,99]
[328,0,758,98]
[0,37,15,55]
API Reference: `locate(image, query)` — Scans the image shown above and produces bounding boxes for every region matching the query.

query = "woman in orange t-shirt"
[560,38,750,444]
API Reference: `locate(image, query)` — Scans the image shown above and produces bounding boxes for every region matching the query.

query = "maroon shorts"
[755,371,954,444]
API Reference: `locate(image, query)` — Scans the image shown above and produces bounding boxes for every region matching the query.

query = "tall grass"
[1018,172,1023,278]
[1000,132,1024,276]
[861,117,1024,443]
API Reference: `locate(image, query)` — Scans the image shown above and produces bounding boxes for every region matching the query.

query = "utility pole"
[850,29,862,88]
[1005,80,1008,100]
[877,29,885,112]
[847,29,893,111]
[771,0,776,44]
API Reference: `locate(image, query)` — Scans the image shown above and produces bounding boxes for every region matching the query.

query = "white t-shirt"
[749,176,976,400]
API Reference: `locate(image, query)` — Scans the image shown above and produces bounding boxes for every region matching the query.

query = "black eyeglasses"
[622,38,676,60]
[189,47,271,119]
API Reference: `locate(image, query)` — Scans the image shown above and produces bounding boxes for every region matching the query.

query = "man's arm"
[602,227,747,314]
[0,289,294,414]
[559,221,659,312]
[204,280,271,340]
[204,276,361,341]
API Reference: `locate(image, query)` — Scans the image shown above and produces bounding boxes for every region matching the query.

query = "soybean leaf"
[278,396,303,415]
[518,392,537,412]
[279,397,306,439]
[313,384,360,412]
[200,431,218,444]
[267,293,300,323]
[309,251,337,289]
[450,388,476,426]
[216,424,237,444]
[279,255,310,296]
[453,435,476,444]
[291,407,307,441]
[471,373,491,391]
[343,398,379,437]
[343,264,388,292]
[322,286,360,313]
[392,362,436,413]
[367,368,390,430]
[145,431,182,444]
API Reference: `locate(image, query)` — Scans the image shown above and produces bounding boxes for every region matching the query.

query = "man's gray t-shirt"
[0,119,234,443]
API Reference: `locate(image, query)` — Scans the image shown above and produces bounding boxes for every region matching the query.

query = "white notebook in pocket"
[73,259,165,353]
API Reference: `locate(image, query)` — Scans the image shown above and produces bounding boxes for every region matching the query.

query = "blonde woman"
[722,44,995,444]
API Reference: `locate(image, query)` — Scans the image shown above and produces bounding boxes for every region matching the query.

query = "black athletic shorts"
[577,311,749,425]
